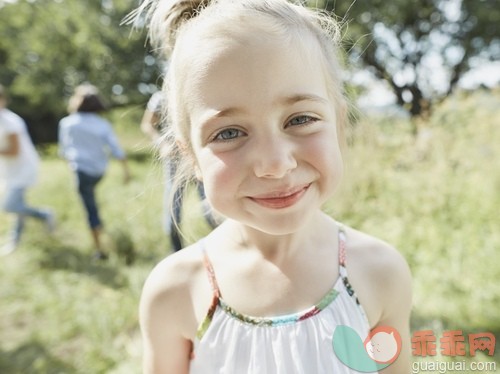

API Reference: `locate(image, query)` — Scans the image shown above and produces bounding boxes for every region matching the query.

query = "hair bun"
[128,0,209,57]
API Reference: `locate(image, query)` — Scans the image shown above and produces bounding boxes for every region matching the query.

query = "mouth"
[249,184,311,209]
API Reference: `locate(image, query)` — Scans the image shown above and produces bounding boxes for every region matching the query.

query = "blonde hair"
[131,0,348,219]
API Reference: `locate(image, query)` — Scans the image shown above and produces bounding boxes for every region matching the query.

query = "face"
[185,35,343,235]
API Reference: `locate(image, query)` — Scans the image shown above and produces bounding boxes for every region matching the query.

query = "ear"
[176,139,203,181]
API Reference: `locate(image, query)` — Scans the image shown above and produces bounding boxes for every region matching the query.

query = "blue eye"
[288,115,317,127]
[213,128,244,141]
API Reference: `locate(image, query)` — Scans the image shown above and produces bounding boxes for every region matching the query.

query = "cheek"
[197,153,240,197]
[304,134,343,183]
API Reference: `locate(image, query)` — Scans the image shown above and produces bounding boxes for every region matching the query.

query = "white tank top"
[190,227,376,374]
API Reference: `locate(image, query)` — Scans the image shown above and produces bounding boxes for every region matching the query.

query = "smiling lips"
[249,184,311,209]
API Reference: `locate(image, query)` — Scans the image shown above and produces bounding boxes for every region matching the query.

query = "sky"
[356,61,500,109]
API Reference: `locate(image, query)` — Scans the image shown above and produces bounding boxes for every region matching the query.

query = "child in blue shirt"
[59,84,130,259]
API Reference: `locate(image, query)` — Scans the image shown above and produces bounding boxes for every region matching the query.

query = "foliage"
[0,0,158,143]
[317,0,500,117]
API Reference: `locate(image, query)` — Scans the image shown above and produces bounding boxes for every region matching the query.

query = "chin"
[245,213,313,236]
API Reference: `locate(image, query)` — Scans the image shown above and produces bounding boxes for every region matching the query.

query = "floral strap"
[197,243,221,340]
[338,226,347,267]
[337,225,360,305]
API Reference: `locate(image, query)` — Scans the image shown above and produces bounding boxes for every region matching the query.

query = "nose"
[252,136,297,179]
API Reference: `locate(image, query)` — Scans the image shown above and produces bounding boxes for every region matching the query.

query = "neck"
[221,211,334,262]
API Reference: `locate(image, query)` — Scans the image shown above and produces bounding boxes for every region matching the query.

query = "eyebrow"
[280,93,329,106]
[206,93,329,121]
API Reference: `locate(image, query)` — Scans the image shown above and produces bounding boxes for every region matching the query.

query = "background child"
[134,0,412,373]
[58,83,130,259]
[140,90,218,252]
[0,84,55,255]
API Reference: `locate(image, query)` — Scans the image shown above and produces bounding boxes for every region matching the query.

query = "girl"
[58,84,130,259]
[0,84,55,255]
[134,0,412,372]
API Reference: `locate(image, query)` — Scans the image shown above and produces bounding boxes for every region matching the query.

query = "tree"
[319,0,500,117]
[0,0,158,143]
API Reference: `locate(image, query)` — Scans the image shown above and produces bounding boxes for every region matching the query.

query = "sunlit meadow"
[1,90,498,373]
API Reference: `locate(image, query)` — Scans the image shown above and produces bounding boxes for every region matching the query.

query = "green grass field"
[1,90,498,373]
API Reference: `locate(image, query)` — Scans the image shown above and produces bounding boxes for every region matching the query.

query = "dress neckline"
[196,224,350,338]
[216,276,343,327]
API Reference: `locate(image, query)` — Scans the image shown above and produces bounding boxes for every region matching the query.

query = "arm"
[346,229,413,374]
[141,91,164,143]
[0,133,19,156]
[371,248,412,374]
[140,258,194,374]
[57,122,68,159]
[140,109,162,143]
[102,122,130,183]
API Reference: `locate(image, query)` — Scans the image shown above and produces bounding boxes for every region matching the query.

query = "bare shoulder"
[341,225,412,327]
[140,244,205,339]
[143,244,203,293]
[343,226,411,282]
[140,244,210,373]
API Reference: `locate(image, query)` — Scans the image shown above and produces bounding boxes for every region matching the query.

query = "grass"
[1,90,499,373]
[328,89,500,372]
